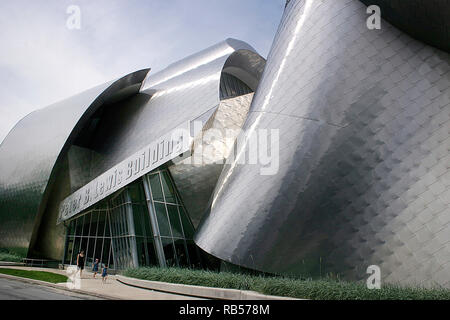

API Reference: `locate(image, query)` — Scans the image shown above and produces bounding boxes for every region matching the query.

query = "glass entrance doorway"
[62,168,200,271]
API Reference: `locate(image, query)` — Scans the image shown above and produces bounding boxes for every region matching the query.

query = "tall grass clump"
[0,248,25,262]
[123,267,450,300]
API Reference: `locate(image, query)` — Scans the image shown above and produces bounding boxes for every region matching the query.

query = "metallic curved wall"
[77,40,265,229]
[87,40,265,179]
[24,39,265,260]
[0,69,149,254]
[169,93,255,227]
[195,0,450,287]
[359,0,450,54]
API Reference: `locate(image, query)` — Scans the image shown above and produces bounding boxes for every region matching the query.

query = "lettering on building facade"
[58,123,191,223]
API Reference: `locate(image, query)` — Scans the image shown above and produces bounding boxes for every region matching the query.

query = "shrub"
[123,267,450,300]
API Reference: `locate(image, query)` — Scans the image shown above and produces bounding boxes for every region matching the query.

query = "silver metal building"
[0,0,449,288]
[196,0,450,288]
[0,38,266,270]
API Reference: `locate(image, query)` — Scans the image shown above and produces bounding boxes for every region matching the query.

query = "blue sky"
[0,0,285,143]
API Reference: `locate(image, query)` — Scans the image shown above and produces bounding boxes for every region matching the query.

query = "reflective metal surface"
[0,69,149,255]
[359,0,450,54]
[196,0,450,287]
[58,122,191,222]
[72,39,264,229]
[84,40,265,180]
[169,93,254,227]
[0,38,265,261]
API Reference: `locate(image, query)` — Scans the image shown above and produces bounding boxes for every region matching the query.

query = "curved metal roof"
[75,39,265,182]
[0,69,149,252]
[0,38,265,258]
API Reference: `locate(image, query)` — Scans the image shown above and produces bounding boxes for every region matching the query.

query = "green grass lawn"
[0,268,68,284]
[123,267,450,300]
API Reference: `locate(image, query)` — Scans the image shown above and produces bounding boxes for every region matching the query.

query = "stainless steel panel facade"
[77,40,265,228]
[0,69,149,255]
[195,0,450,287]
[0,38,265,260]
[86,40,265,179]
[359,0,450,54]
[169,93,254,227]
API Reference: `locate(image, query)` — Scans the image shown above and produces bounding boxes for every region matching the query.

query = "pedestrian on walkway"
[92,258,99,278]
[76,250,85,278]
[101,264,108,284]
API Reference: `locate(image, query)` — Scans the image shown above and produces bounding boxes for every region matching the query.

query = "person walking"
[101,264,108,284]
[76,250,85,278]
[92,258,99,278]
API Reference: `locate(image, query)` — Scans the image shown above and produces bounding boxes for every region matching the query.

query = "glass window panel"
[161,170,176,204]
[154,202,171,237]
[108,213,114,237]
[97,201,108,211]
[114,210,120,236]
[174,239,189,267]
[72,237,80,265]
[104,213,111,237]
[110,212,116,237]
[121,238,127,269]
[122,209,127,236]
[133,205,144,237]
[111,212,118,238]
[118,209,124,236]
[149,174,164,202]
[64,238,74,265]
[109,242,115,269]
[118,237,124,268]
[122,237,128,268]
[97,213,106,237]
[123,208,129,236]
[139,204,153,238]
[68,220,76,236]
[145,239,158,266]
[179,206,195,238]
[167,205,183,238]
[89,212,98,237]
[82,213,91,237]
[128,183,144,202]
[136,237,146,266]
[80,238,88,256]
[94,238,103,265]
[113,211,119,237]
[86,238,96,267]
[161,237,177,267]
[112,237,118,265]
[102,238,111,267]
[127,237,134,268]
[75,216,84,236]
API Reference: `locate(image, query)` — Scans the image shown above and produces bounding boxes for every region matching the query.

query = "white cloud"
[0,0,284,143]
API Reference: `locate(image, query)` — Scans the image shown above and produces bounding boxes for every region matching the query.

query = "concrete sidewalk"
[117,275,300,300]
[0,266,205,300]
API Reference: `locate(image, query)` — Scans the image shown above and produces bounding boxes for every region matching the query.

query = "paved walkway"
[0,266,205,300]
[0,277,100,300]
